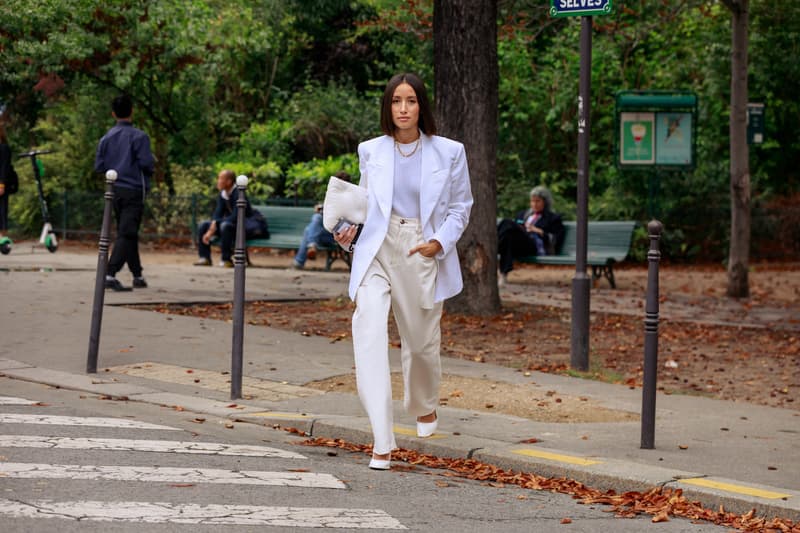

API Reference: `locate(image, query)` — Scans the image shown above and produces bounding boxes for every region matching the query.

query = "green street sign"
[550,0,612,17]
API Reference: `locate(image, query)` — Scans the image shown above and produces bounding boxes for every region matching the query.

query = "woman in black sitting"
[497,185,565,286]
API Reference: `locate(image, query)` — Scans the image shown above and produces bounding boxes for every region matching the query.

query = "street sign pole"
[551,0,611,371]
[571,16,592,371]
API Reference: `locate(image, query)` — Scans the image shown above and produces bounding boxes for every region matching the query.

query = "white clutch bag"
[322,175,368,233]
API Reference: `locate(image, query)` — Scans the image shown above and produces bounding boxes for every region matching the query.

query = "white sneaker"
[498,272,508,288]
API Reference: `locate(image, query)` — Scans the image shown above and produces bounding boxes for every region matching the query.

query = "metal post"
[230,175,249,400]
[62,189,68,241]
[641,220,663,449]
[87,170,117,373]
[571,16,592,371]
[190,192,198,250]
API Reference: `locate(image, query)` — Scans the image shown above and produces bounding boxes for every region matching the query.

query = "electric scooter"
[17,150,58,253]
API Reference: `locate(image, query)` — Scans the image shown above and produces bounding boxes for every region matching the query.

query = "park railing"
[44,190,315,245]
[13,189,800,261]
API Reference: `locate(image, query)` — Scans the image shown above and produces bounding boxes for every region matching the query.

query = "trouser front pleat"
[352,215,442,455]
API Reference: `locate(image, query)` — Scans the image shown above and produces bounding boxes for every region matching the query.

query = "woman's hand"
[409,239,442,258]
[526,225,543,236]
[334,224,359,250]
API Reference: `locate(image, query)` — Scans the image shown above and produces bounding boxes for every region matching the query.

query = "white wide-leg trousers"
[352,215,443,455]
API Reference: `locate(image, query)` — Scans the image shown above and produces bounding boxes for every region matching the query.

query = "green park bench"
[213,205,350,270]
[517,220,637,288]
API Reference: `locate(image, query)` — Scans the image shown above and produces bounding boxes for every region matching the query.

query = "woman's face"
[391,82,420,135]
[530,195,545,213]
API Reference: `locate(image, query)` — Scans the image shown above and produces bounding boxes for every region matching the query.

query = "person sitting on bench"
[194,169,268,267]
[497,185,565,286]
[291,170,351,270]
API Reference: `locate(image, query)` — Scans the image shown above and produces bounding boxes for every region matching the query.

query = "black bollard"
[230,175,249,400]
[87,169,117,373]
[641,220,663,449]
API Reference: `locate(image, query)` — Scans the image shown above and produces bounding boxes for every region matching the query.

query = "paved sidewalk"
[1,242,798,522]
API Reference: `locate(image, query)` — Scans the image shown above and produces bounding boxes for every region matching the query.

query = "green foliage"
[238,121,294,170]
[2,0,798,261]
[285,154,360,200]
[282,82,381,161]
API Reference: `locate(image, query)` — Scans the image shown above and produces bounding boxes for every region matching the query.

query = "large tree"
[721,0,751,297]
[434,0,500,315]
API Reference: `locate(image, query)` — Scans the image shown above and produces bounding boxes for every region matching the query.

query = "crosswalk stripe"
[0,463,346,489]
[0,499,407,529]
[0,396,39,405]
[0,435,307,459]
[0,414,180,430]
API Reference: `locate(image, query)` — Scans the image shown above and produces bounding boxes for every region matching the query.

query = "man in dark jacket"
[497,185,565,286]
[194,169,268,267]
[94,94,154,291]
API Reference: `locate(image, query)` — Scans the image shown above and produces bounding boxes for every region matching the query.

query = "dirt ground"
[137,244,799,416]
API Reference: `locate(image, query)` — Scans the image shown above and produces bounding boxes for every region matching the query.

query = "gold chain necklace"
[395,137,421,158]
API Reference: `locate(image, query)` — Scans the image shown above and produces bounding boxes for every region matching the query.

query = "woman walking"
[334,73,473,470]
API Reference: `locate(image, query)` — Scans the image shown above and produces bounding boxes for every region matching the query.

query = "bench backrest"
[560,221,637,261]
[253,205,315,236]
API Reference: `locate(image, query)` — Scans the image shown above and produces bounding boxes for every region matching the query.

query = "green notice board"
[615,90,697,169]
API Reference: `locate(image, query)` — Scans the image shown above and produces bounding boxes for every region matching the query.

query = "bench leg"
[591,265,617,289]
[324,249,351,271]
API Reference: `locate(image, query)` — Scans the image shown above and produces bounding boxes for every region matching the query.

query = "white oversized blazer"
[348,134,473,303]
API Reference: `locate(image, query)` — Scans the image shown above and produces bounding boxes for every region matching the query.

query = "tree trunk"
[725,0,750,298]
[434,0,500,316]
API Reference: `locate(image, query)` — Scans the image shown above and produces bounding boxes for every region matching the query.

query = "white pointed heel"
[369,455,391,470]
[416,411,438,438]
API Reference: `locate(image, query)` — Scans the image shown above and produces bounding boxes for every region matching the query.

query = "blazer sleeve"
[541,211,565,252]
[430,142,473,259]
[211,194,226,223]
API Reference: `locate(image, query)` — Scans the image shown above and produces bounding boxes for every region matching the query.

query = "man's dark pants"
[108,185,145,278]
[197,220,238,262]
[197,220,265,262]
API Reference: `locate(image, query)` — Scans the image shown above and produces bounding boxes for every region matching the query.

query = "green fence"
[47,191,315,243]
[12,189,800,262]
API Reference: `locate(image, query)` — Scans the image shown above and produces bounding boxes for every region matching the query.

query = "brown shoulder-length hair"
[379,73,437,137]
[0,123,7,144]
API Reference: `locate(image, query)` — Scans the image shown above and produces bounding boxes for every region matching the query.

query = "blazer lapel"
[420,135,447,227]
[371,136,395,219]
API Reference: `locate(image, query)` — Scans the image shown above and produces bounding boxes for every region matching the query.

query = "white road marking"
[0,463,345,489]
[0,499,407,529]
[0,435,307,459]
[0,414,180,430]
[0,396,39,405]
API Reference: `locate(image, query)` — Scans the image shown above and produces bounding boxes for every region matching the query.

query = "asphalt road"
[0,377,727,532]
